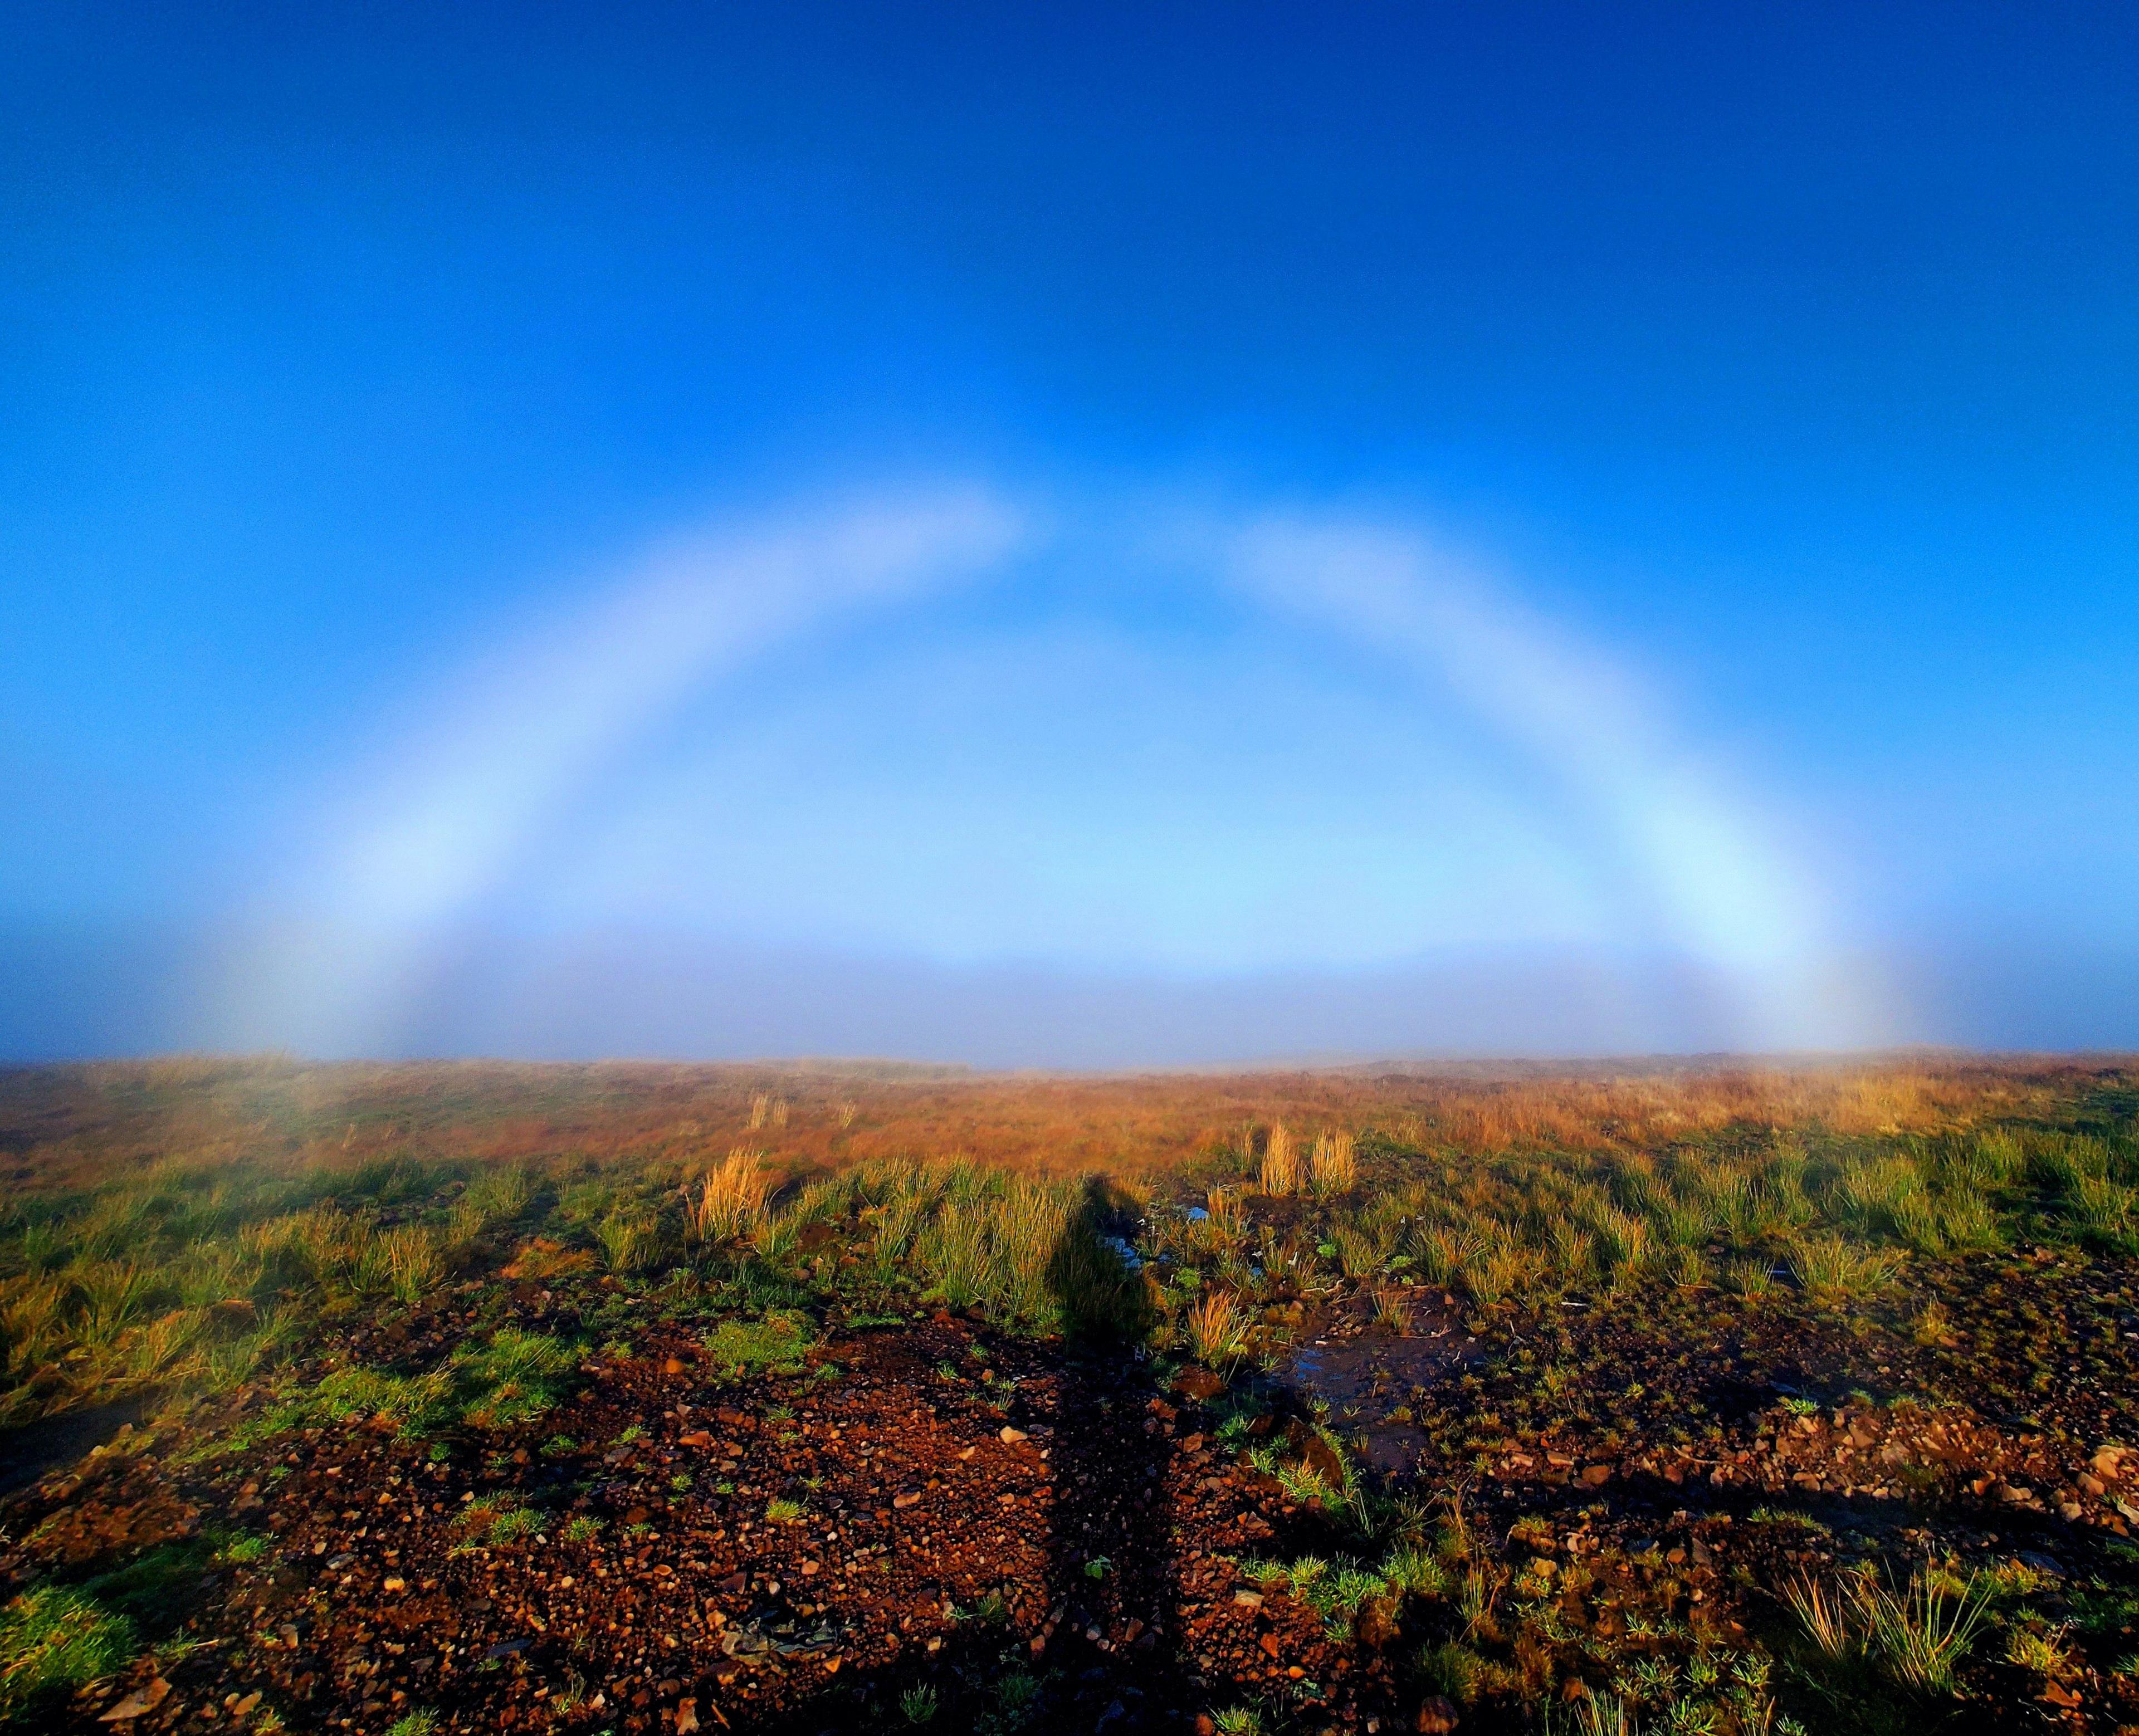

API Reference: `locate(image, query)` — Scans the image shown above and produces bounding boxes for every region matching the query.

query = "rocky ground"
[8,1245,2139,1735]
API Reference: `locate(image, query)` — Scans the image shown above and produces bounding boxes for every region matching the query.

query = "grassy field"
[0,1055,2135,1733]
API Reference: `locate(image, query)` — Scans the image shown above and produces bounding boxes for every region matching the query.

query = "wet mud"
[1272,1293,1482,1472]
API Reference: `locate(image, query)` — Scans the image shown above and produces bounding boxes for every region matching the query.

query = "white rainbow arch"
[229,484,1891,1056]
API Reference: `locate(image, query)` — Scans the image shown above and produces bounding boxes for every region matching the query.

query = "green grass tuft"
[0,1586,136,1724]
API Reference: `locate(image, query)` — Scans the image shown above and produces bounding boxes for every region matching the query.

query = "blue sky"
[4,3,2136,1062]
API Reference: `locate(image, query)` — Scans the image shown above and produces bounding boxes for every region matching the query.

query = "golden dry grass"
[682,1148,775,1244]
[0,1050,2128,1436]
[1259,1122,1301,1196]
[0,1053,2117,1196]
[1310,1128,1357,1195]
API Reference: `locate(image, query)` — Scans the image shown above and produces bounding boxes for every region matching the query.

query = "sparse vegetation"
[0,1057,2133,1734]
[704,1310,817,1381]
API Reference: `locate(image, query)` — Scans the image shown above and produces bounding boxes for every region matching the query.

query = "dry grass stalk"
[1310,1129,1357,1196]
[683,1148,774,1244]
[1185,1288,1252,1369]
[1261,1123,1301,1196]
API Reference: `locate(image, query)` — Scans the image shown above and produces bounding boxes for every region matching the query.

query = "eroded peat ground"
[9,1243,2139,1736]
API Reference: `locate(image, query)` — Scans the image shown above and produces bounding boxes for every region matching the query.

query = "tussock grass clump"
[1459,1241,1535,1308]
[822,1161,1142,1337]
[1861,1570,1992,1694]
[594,1209,667,1275]
[1309,1130,1357,1197]
[1184,1290,1251,1370]
[1784,1566,1989,1699]
[380,1225,443,1302]
[1259,1124,1301,1197]
[1588,1209,1653,1288]
[683,1150,774,1245]
[2067,1175,2138,1250]
[1789,1237,1902,1300]
[1329,1222,1391,1280]
[1410,1224,1482,1288]
[1202,1189,1247,1255]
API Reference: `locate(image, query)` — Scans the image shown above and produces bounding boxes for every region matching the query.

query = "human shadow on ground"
[755,1175,1191,1735]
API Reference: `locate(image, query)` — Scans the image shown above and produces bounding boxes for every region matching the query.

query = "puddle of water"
[0,1397,150,1497]
[1274,1302,1482,1475]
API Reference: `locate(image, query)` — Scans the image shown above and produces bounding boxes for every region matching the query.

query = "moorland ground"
[1,1057,2137,1736]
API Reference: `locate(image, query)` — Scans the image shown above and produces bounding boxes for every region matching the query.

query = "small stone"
[1580,1464,1612,1488]
[1000,1426,1029,1444]
[675,1700,700,1734]
[1233,1589,1264,1608]
[100,1680,172,1722]
[1416,1698,1459,1734]
[1173,1367,1225,1402]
